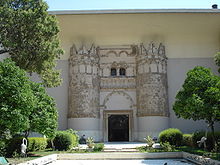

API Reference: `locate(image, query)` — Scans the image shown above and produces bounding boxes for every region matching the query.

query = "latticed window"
[119,68,126,76]
[111,68,117,76]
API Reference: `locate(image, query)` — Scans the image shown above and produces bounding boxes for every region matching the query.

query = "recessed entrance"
[108,114,129,142]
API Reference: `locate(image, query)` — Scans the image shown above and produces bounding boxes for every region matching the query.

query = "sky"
[46,0,220,11]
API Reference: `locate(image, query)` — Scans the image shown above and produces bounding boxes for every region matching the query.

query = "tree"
[0,58,35,136]
[0,58,57,138]
[173,66,220,145]
[0,0,63,87]
[29,82,58,138]
[214,52,220,73]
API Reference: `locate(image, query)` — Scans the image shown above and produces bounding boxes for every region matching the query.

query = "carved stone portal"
[68,43,169,119]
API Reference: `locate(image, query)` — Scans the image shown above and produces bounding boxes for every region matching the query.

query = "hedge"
[27,137,47,151]
[182,134,193,147]
[53,130,78,151]
[159,128,183,146]
[6,136,47,156]
[6,136,24,157]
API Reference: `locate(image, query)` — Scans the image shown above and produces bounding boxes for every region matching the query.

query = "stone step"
[103,148,138,152]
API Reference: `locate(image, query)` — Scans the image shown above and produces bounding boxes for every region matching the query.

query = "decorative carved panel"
[101,77,136,89]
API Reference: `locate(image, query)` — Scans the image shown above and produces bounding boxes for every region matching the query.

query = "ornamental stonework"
[136,73,169,117]
[68,44,100,118]
[68,42,169,118]
[136,43,169,117]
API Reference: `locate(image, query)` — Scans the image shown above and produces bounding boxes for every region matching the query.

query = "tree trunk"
[209,121,216,149]
[24,130,29,139]
[51,139,55,151]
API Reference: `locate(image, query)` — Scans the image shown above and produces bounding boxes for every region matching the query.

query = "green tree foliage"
[214,52,220,73]
[0,59,57,138]
[0,58,35,135]
[173,66,220,144]
[0,0,63,87]
[29,82,57,138]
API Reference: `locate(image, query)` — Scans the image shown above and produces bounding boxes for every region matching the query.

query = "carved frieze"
[100,77,136,89]
[98,45,138,57]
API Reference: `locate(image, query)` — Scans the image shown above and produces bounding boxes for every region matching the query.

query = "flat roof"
[49,9,220,15]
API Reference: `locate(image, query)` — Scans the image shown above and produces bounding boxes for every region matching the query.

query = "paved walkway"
[50,159,193,165]
[79,142,146,151]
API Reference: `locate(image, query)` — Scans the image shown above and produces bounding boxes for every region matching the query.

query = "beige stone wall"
[55,11,220,139]
[56,13,220,60]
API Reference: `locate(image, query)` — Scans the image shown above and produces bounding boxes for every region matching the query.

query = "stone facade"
[68,42,169,141]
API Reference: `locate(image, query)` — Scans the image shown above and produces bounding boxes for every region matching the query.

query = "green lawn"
[177,146,220,161]
[138,146,220,161]
[6,149,89,164]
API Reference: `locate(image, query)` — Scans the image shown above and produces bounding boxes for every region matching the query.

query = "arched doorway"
[108,114,129,141]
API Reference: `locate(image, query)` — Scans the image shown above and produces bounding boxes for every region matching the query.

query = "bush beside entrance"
[159,128,183,146]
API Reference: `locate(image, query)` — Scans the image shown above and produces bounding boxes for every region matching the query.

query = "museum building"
[45,9,220,142]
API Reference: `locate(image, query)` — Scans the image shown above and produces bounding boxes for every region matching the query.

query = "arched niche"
[103,91,134,110]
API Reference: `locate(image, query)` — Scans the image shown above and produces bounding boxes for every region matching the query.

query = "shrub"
[27,137,47,151]
[86,137,94,148]
[144,136,155,147]
[192,131,220,150]
[6,136,24,157]
[93,143,104,152]
[182,134,193,147]
[161,142,175,152]
[0,140,6,156]
[54,131,76,151]
[159,128,183,146]
[66,129,79,147]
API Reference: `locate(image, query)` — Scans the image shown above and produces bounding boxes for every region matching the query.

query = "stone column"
[99,105,105,142]
[132,105,138,141]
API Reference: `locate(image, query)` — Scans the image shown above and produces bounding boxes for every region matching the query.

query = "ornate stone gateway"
[68,42,169,141]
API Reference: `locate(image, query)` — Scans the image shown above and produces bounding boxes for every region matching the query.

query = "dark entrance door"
[108,115,129,142]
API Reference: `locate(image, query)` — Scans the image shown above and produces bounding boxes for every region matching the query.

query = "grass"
[6,148,90,164]
[137,145,220,161]
[177,146,220,161]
